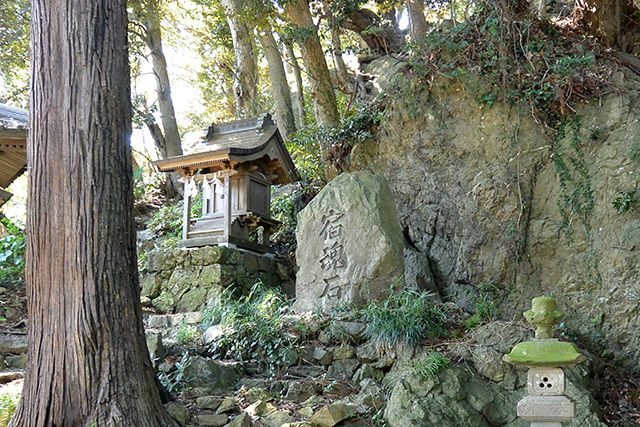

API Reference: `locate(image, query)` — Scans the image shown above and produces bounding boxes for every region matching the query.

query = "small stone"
[298,346,315,364]
[331,345,355,360]
[245,400,277,417]
[352,364,384,384]
[264,411,295,427]
[285,381,319,403]
[216,396,239,414]
[0,334,27,354]
[244,387,274,404]
[288,365,326,378]
[243,253,259,273]
[276,263,290,280]
[183,311,204,324]
[204,325,225,345]
[5,355,27,370]
[356,342,378,363]
[227,412,252,427]
[165,402,189,426]
[197,396,224,410]
[195,413,229,426]
[330,322,367,342]
[310,403,358,427]
[145,331,166,365]
[147,314,171,328]
[313,347,333,366]
[326,359,360,380]
[297,407,314,418]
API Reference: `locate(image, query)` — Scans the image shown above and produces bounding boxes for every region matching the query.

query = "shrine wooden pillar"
[182,179,193,240]
[222,170,233,241]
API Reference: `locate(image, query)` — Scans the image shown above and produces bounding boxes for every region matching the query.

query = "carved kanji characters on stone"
[320,241,346,270]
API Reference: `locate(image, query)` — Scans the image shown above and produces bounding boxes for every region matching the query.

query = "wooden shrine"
[153,114,299,253]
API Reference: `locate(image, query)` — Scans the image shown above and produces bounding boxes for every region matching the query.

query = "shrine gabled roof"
[0,103,28,206]
[153,114,300,185]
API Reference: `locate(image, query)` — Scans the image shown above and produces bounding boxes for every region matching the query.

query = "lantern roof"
[153,114,299,185]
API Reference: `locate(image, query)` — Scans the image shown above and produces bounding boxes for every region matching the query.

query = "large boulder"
[295,172,405,312]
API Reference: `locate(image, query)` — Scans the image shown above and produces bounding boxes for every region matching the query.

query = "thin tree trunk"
[145,1,182,158]
[330,25,353,89]
[10,0,178,425]
[283,39,306,128]
[257,29,297,141]
[284,0,339,127]
[220,0,260,118]
[406,0,431,40]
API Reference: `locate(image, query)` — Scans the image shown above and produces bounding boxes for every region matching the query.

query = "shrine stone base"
[141,246,292,313]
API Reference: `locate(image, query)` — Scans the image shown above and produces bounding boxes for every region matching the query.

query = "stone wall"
[141,246,292,313]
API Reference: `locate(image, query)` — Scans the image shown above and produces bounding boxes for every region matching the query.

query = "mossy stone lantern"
[504,296,586,426]
[153,114,299,253]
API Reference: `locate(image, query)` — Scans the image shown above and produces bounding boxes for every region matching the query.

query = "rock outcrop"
[294,172,405,312]
[350,57,640,368]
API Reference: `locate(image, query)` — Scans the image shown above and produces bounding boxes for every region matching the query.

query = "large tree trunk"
[284,0,339,127]
[257,29,297,140]
[10,0,178,425]
[578,0,628,47]
[283,39,306,129]
[406,0,431,40]
[220,0,260,118]
[342,8,406,55]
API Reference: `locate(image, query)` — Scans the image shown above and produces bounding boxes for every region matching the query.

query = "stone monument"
[504,296,586,426]
[294,172,405,312]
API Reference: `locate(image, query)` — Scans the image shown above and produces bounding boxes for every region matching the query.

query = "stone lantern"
[504,296,586,426]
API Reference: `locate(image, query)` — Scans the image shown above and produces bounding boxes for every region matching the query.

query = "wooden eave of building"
[0,104,28,208]
[153,114,300,185]
[0,187,12,204]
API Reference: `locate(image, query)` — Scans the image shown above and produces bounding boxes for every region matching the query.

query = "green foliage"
[175,322,204,346]
[613,191,636,214]
[203,283,298,375]
[401,2,604,124]
[157,357,191,394]
[553,116,594,240]
[288,101,385,176]
[414,351,450,379]
[0,0,30,107]
[0,386,20,427]
[0,219,26,288]
[465,281,501,330]
[147,195,203,239]
[360,289,448,352]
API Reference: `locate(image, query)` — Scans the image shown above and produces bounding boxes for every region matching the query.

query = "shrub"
[0,219,26,288]
[202,283,297,375]
[360,289,448,353]
[414,351,450,379]
[0,384,21,427]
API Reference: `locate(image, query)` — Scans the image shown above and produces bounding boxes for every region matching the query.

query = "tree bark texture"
[342,8,406,55]
[220,0,260,118]
[406,0,431,41]
[257,30,297,140]
[10,1,178,426]
[285,0,339,126]
[283,39,306,129]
